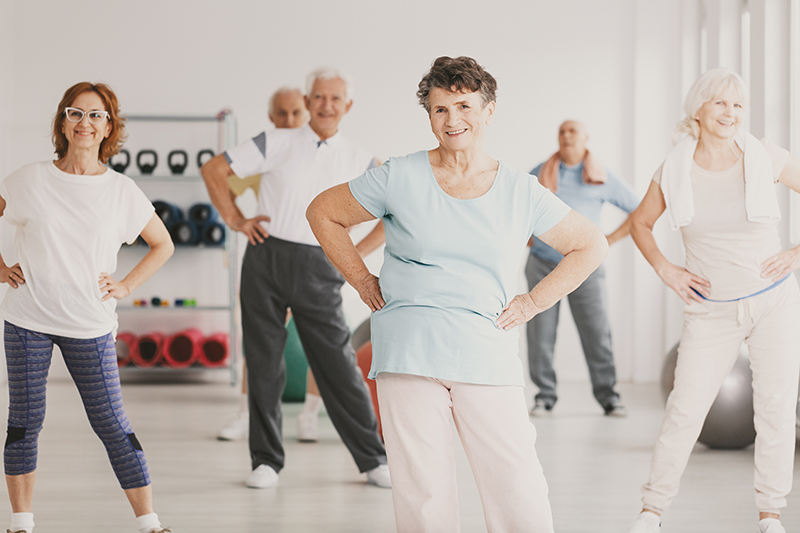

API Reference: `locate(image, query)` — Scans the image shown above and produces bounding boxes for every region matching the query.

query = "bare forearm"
[201,156,247,229]
[354,220,385,257]
[530,235,607,311]
[313,218,372,287]
[606,215,632,245]
[630,218,671,276]
[120,241,174,293]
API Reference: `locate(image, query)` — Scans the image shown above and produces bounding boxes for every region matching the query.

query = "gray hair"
[268,86,304,113]
[306,67,354,102]
[675,67,748,142]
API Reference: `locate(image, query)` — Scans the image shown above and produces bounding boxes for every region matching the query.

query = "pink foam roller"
[131,332,165,368]
[115,332,136,368]
[200,332,229,368]
[162,328,204,368]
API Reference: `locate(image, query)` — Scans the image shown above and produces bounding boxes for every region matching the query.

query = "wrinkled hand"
[99,272,130,302]
[233,216,271,245]
[496,293,542,331]
[761,248,800,282]
[0,263,25,289]
[658,263,709,305]
[354,274,385,312]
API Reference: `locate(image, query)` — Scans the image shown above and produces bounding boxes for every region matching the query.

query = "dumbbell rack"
[115,111,239,385]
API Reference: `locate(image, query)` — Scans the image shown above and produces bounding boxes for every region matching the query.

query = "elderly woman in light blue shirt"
[307,56,607,533]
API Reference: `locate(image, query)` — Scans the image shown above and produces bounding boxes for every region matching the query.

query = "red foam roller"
[115,332,136,368]
[200,332,229,368]
[355,342,382,440]
[131,332,165,368]
[162,328,203,368]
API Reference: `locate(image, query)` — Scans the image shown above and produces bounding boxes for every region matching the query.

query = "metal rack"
[118,111,239,385]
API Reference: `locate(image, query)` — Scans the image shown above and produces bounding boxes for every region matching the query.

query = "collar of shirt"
[303,124,342,149]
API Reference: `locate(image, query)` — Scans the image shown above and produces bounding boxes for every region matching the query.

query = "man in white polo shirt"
[201,67,389,490]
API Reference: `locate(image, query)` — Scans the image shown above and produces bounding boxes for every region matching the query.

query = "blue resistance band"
[692,274,790,303]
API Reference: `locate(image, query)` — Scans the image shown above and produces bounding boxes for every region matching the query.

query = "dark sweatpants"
[241,236,386,473]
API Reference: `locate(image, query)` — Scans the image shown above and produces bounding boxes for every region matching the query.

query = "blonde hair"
[674,67,748,143]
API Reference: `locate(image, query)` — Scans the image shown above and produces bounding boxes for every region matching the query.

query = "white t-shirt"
[224,125,375,246]
[0,161,154,338]
[653,140,790,301]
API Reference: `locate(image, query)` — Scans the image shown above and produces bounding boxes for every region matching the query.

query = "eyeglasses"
[64,107,110,124]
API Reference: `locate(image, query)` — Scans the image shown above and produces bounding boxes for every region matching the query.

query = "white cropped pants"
[377,373,553,533]
[642,278,800,514]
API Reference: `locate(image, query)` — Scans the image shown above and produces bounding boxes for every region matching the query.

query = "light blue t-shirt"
[530,161,639,264]
[349,150,571,386]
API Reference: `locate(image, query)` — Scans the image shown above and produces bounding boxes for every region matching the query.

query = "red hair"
[52,82,127,164]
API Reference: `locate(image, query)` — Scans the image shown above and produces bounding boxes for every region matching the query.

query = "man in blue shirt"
[528,120,639,417]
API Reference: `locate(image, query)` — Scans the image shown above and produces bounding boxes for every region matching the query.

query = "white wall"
[1,0,707,385]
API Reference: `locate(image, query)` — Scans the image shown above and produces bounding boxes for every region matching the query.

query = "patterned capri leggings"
[3,322,150,489]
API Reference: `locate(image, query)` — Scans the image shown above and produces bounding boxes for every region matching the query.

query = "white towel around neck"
[660,130,780,230]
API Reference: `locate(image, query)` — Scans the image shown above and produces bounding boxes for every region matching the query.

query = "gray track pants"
[525,254,620,408]
[241,236,386,473]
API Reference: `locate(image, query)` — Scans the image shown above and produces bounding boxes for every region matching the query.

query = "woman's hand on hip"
[0,263,25,289]
[657,262,709,304]
[99,272,130,301]
[496,293,542,331]
[354,273,385,312]
[761,248,800,282]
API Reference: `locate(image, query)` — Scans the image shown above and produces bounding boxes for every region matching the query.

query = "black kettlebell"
[167,150,188,175]
[136,149,158,175]
[197,149,215,169]
[110,149,130,173]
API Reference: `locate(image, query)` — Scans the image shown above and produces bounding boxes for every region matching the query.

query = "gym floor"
[3,377,800,532]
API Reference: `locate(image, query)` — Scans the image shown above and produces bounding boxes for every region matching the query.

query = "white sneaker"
[296,412,319,442]
[366,464,391,488]
[759,518,786,533]
[217,410,248,441]
[246,464,279,488]
[625,511,661,533]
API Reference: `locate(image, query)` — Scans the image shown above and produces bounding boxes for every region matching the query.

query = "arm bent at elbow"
[496,210,608,331]
[629,180,709,304]
[99,214,174,302]
[307,184,384,311]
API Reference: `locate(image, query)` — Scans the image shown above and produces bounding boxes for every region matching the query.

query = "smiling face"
[62,91,112,156]
[304,77,352,140]
[269,90,307,129]
[695,85,744,141]
[428,87,494,154]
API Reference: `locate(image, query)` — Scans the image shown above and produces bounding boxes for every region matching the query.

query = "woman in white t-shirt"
[0,82,174,533]
[307,56,608,533]
[626,69,800,533]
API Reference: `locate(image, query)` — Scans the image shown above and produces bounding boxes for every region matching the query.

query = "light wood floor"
[1,376,799,532]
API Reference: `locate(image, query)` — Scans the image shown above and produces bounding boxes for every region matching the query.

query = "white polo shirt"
[225,125,376,246]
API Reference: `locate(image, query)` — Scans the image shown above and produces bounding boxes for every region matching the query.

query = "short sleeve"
[761,138,791,182]
[121,180,156,245]
[224,131,269,178]
[529,180,571,237]
[652,163,664,185]
[349,158,392,218]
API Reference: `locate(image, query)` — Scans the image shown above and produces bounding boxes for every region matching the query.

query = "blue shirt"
[349,150,571,386]
[529,161,639,264]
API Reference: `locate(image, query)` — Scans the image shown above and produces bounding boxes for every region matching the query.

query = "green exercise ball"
[282,317,308,402]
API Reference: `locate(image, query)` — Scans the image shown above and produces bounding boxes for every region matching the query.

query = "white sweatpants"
[376,373,553,533]
[642,278,800,514]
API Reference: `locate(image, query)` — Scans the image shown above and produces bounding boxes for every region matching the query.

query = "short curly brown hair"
[417,56,497,114]
[52,82,127,165]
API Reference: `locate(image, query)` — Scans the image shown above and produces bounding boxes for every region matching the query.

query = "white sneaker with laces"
[366,464,392,488]
[217,410,249,441]
[625,511,661,533]
[246,464,279,488]
[759,518,786,533]
[296,412,319,442]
